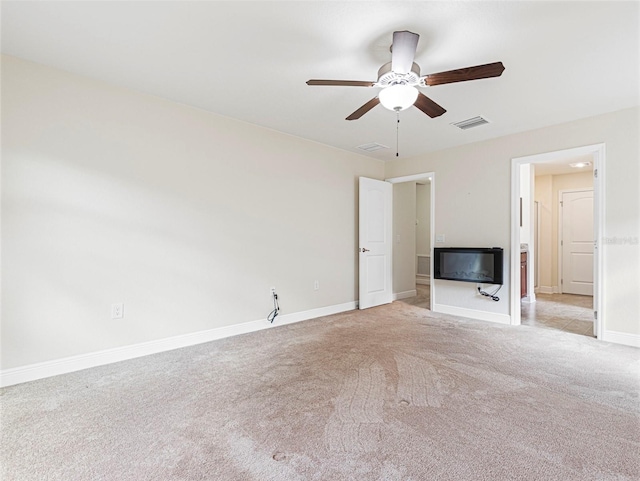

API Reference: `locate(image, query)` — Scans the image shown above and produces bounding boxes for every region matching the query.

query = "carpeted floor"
[2,300,639,480]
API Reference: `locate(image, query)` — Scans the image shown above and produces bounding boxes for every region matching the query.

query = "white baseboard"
[432,303,512,325]
[0,301,357,388]
[393,290,417,301]
[416,277,430,285]
[601,330,640,348]
[536,286,558,294]
[521,293,536,303]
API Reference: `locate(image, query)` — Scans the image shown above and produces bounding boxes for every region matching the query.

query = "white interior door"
[359,177,393,309]
[561,190,594,295]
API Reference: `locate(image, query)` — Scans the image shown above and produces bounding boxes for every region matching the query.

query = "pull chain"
[396,111,400,157]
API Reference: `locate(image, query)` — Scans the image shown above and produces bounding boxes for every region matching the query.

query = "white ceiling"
[2,1,638,161]
[533,154,594,177]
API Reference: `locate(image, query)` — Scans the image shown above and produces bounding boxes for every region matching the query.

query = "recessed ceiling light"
[569,161,591,168]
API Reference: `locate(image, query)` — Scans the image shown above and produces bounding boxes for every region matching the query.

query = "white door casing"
[560,189,594,296]
[359,177,393,309]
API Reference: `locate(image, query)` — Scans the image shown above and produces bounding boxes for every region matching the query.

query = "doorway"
[511,144,604,339]
[386,172,435,311]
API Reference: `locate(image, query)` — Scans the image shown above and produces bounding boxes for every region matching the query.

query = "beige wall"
[386,142,513,321]
[416,183,430,257]
[392,181,431,292]
[1,56,384,369]
[535,175,553,290]
[392,182,416,294]
[2,55,638,373]
[385,107,640,336]
[535,171,594,292]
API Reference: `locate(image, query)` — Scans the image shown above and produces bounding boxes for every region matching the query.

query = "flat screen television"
[433,247,503,285]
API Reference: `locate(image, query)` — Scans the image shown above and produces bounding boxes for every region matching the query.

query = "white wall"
[385,107,640,336]
[1,56,384,369]
[392,182,416,295]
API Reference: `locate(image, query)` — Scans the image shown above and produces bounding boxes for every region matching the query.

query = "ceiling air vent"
[357,142,389,152]
[451,116,490,130]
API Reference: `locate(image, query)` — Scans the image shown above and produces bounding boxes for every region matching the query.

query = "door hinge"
[561,240,563,246]
[594,169,598,178]
[594,311,598,320]
[561,279,563,284]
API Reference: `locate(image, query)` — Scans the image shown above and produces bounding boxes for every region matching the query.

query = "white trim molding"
[536,286,558,295]
[432,303,511,325]
[601,330,640,348]
[385,172,433,184]
[0,301,357,388]
[393,290,417,301]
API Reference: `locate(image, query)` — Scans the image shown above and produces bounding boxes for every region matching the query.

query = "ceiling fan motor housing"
[376,62,421,87]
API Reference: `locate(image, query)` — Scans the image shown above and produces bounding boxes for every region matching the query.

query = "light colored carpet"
[2,301,639,480]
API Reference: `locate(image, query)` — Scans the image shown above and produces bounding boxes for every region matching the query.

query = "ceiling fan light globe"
[379,84,419,112]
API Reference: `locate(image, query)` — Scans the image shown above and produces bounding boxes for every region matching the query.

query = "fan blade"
[414,92,446,118]
[425,62,505,86]
[306,79,376,87]
[391,31,419,74]
[346,97,380,120]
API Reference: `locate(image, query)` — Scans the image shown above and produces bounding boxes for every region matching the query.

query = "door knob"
[360,247,370,253]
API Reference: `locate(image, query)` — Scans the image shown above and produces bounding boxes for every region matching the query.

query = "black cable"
[477,284,502,301]
[267,293,280,323]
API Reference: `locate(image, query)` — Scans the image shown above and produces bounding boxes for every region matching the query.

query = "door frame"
[534,200,540,290]
[558,188,594,295]
[510,144,605,339]
[385,172,435,311]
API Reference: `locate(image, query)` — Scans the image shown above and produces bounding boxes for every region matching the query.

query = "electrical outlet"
[314,280,319,290]
[111,303,124,319]
[270,287,276,297]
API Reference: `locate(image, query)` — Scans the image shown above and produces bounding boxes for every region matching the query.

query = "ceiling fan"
[307,31,505,121]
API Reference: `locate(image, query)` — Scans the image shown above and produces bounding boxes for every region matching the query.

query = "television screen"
[434,248,503,285]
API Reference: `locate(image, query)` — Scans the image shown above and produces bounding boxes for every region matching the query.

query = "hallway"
[521,293,594,337]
